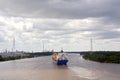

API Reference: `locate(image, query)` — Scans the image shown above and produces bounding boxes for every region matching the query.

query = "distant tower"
[13,37,15,52]
[42,41,44,52]
[90,38,93,53]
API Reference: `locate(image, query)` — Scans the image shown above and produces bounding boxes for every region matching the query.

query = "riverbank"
[83,51,120,63]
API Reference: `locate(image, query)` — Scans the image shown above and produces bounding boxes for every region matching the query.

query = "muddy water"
[0,54,120,80]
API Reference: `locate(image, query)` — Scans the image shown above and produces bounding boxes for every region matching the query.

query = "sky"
[0,0,120,52]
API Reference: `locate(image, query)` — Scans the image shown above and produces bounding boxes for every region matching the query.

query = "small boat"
[52,52,68,65]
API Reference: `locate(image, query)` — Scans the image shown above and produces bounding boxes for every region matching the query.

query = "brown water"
[0,54,120,80]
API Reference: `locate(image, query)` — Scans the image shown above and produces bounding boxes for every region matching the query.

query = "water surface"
[0,54,120,80]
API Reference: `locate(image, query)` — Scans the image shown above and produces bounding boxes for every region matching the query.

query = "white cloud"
[0,0,120,51]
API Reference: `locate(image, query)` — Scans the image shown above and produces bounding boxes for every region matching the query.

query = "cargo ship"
[52,52,68,65]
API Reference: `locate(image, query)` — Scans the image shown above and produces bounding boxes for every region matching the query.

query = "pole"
[13,37,15,52]
[43,41,44,52]
[90,38,93,53]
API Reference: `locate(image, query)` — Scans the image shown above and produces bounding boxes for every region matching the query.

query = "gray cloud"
[0,0,120,19]
[92,30,120,39]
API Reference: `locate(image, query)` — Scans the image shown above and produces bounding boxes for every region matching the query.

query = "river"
[0,54,120,80]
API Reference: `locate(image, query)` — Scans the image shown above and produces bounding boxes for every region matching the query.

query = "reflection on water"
[0,54,120,80]
[70,67,98,80]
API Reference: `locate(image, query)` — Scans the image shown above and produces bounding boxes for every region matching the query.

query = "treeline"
[26,52,52,57]
[83,51,120,63]
[0,52,52,62]
[0,55,32,61]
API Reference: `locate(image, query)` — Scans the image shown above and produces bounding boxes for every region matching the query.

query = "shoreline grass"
[82,51,120,63]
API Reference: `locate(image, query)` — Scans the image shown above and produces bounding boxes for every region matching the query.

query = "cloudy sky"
[0,0,120,52]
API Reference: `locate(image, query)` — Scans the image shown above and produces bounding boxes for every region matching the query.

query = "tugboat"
[52,50,68,65]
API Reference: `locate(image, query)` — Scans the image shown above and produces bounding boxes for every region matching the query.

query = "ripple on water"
[69,67,98,80]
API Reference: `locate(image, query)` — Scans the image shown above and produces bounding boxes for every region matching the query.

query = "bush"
[83,51,120,63]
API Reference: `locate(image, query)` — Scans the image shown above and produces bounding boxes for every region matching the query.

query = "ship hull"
[56,60,68,65]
